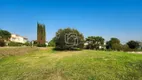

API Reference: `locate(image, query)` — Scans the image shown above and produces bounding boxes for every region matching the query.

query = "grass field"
[0,47,142,80]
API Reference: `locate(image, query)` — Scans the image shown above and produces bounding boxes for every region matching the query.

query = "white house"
[139,42,142,49]
[84,41,106,49]
[10,34,28,43]
[45,41,48,46]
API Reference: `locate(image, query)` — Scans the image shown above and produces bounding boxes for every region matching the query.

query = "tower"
[37,23,46,45]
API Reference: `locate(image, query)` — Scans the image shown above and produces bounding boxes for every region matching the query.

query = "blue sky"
[0,0,142,43]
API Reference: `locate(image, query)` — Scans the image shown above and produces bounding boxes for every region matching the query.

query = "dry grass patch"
[0,47,38,58]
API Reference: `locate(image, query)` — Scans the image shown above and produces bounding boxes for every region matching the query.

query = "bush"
[0,39,5,47]
[8,42,24,46]
[121,44,142,52]
[121,44,130,51]
[48,37,56,47]
[30,40,38,46]
[111,44,122,51]
[24,42,30,46]
[55,28,84,50]
[37,44,46,47]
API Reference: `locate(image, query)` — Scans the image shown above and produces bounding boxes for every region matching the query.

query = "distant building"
[45,41,48,46]
[84,41,106,49]
[10,34,28,43]
[139,42,142,49]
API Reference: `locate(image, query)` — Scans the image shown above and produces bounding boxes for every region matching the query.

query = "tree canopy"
[55,28,84,50]
[127,40,140,49]
[106,38,122,50]
[0,29,11,41]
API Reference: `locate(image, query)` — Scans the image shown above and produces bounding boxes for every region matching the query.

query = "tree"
[0,29,11,47]
[121,44,130,51]
[127,40,140,49]
[111,43,122,51]
[106,38,122,50]
[0,29,11,41]
[37,23,46,47]
[55,28,84,50]
[85,36,105,49]
[48,37,56,47]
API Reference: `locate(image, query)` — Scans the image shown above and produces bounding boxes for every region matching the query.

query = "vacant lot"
[0,47,142,80]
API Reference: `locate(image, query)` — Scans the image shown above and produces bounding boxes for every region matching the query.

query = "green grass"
[0,48,142,80]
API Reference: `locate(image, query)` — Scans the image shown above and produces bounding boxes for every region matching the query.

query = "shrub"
[24,42,30,46]
[121,44,130,51]
[8,42,24,46]
[37,44,46,47]
[111,43,122,51]
[30,40,38,46]
[121,44,142,52]
[48,37,56,47]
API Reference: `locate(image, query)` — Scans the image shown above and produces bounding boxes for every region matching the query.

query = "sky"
[0,0,142,43]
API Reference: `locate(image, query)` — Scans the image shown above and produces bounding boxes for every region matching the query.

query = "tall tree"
[37,23,46,46]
